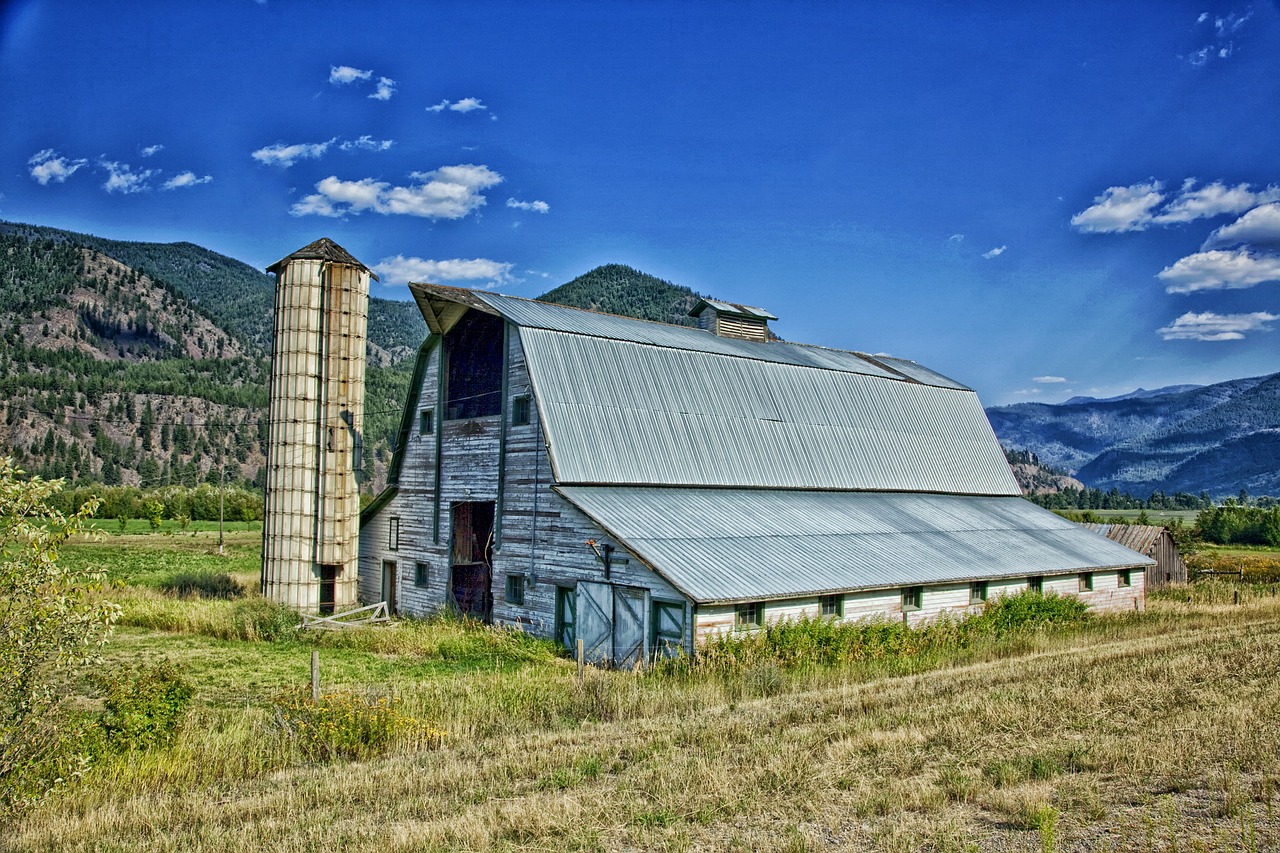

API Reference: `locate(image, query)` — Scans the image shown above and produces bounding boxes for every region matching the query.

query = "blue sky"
[3,1,1279,405]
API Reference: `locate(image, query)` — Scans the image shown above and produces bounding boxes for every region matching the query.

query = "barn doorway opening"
[381,559,397,614]
[450,501,494,622]
[318,564,338,615]
[444,311,504,420]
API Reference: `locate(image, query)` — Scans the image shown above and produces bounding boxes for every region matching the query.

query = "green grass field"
[9,532,1280,851]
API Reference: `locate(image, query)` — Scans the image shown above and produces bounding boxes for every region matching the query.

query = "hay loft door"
[576,582,650,668]
[449,501,494,623]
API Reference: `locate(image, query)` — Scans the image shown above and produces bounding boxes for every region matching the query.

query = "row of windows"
[734,571,1135,626]
[417,395,532,436]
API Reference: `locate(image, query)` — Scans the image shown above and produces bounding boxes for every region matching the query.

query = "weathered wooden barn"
[1079,523,1187,589]
[359,285,1153,664]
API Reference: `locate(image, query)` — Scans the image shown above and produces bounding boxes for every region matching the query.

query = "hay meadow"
[6,530,1280,852]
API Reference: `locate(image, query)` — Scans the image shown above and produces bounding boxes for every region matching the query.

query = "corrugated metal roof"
[1078,523,1166,555]
[520,327,1019,494]
[557,488,1155,603]
[690,298,779,321]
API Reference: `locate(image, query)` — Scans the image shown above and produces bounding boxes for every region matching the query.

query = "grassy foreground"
[9,536,1280,851]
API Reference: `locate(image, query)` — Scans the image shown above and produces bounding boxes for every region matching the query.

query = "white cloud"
[1157,248,1280,293]
[1033,376,1068,383]
[1157,311,1278,341]
[339,135,394,152]
[162,171,212,190]
[140,144,164,158]
[251,138,336,167]
[1070,181,1165,233]
[291,164,503,219]
[1204,203,1280,250]
[1214,10,1253,37]
[947,233,964,243]
[371,255,514,285]
[506,198,549,213]
[369,76,396,101]
[1012,389,1042,396]
[427,97,488,113]
[1152,180,1280,224]
[329,65,372,84]
[100,161,155,194]
[982,245,1007,259]
[28,149,87,185]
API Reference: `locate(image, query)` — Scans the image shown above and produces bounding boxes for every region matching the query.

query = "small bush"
[229,598,298,642]
[94,660,194,752]
[972,591,1089,637]
[271,689,443,761]
[161,570,244,600]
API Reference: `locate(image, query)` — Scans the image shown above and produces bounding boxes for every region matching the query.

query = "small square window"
[419,409,434,435]
[1118,568,1132,588]
[1079,572,1094,592]
[735,601,763,626]
[505,573,525,606]
[388,516,400,551]
[415,561,430,587]
[969,581,989,604]
[1028,576,1044,594]
[511,396,531,426]
[819,594,843,617]
[902,586,923,612]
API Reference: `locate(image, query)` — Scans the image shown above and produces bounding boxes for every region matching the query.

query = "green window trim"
[901,586,923,612]
[735,601,763,627]
[414,561,430,587]
[1117,568,1132,588]
[1079,572,1094,592]
[651,600,685,658]
[819,594,843,618]
[969,581,989,604]
[1028,576,1044,594]
[505,573,526,606]
[511,395,531,426]
[555,586,576,650]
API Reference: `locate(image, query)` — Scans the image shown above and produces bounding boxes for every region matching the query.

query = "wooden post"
[311,650,320,701]
[576,638,585,686]
[1234,589,1240,606]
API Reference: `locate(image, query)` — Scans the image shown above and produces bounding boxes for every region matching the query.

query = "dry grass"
[9,594,1280,852]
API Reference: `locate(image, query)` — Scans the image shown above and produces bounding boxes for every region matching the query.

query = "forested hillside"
[537,264,705,326]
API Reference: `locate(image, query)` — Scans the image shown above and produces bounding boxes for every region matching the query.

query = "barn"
[358,284,1153,665]
[1078,523,1187,589]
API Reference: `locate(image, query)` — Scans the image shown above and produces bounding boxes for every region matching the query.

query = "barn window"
[819,594,843,618]
[969,581,989,604]
[419,408,434,435]
[1079,572,1094,592]
[388,516,400,551]
[735,601,763,627]
[505,573,526,606]
[901,586,923,612]
[512,395,531,426]
[1028,576,1044,594]
[415,561,431,587]
[555,586,576,649]
[652,601,685,658]
[444,311,503,420]
[1117,568,1132,587]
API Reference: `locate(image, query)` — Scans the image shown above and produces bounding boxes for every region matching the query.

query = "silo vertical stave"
[261,239,374,613]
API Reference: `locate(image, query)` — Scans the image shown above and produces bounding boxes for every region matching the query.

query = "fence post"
[311,650,320,701]
[1234,589,1240,606]
[576,638,585,686]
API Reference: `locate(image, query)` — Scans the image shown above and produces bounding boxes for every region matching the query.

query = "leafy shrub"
[970,591,1089,637]
[94,660,193,751]
[271,689,443,761]
[161,570,244,599]
[229,598,298,642]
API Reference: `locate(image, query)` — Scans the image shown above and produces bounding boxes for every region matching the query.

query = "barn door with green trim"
[576,581,613,664]
[612,585,649,669]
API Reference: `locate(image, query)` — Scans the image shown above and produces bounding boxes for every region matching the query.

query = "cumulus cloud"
[162,171,212,190]
[251,139,336,167]
[339,135,394,152]
[100,161,155,194]
[1071,181,1166,233]
[140,144,164,157]
[28,149,87,185]
[291,164,503,219]
[1153,179,1280,224]
[329,65,372,84]
[506,198,549,213]
[1157,248,1280,293]
[947,233,964,243]
[1157,311,1278,341]
[427,97,488,113]
[371,255,515,285]
[1188,10,1253,66]
[1205,203,1280,250]
[982,245,1007,259]
[1033,376,1068,383]
[370,76,396,100]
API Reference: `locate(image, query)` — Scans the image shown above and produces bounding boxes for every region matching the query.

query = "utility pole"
[218,464,225,556]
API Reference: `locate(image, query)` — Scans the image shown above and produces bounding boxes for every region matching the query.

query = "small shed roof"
[266,237,377,278]
[556,488,1155,604]
[689,297,778,321]
[1078,523,1167,556]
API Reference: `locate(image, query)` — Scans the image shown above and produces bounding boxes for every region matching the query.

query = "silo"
[261,238,375,613]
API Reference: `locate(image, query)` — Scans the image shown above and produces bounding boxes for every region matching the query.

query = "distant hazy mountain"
[987,373,1280,498]
[1062,384,1202,405]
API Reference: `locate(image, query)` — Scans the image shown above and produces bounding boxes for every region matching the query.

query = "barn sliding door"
[575,582,650,667]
